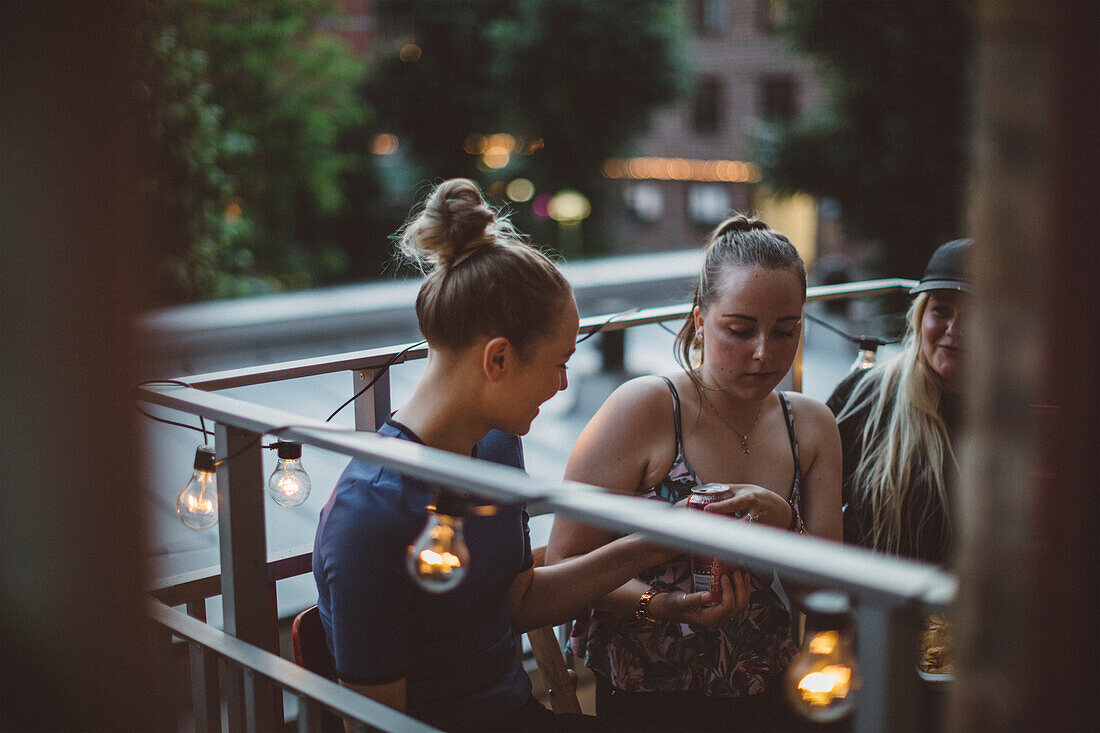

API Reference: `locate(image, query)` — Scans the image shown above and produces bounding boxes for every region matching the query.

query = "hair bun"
[712,214,768,238]
[400,178,497,268]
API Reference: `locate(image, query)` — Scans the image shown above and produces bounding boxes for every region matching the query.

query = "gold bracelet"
[635,586,669,624]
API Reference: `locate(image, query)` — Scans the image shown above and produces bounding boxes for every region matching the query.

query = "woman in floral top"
[547,215,842,732]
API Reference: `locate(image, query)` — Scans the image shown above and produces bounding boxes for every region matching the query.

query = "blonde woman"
[548,215,842,732]
[827,239,971,564]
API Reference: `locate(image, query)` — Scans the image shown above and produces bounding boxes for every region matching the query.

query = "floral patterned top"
[569,378,802,696]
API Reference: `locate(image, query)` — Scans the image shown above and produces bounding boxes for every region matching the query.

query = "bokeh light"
[549,190,591,223]
[370,134,399,155]
[506,178,535,202]
[531,193,552,220]
[399,43,421,62]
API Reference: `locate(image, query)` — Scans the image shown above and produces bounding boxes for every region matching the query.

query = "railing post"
[352,367,391,431]
[853,600,924,733]
[216,423,280,732]
[792,320,805,393]
[145,619,179,733]
[186,600,221,733]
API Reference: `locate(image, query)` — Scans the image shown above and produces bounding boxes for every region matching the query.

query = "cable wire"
[575,308,640,345]
[324,339,427,423]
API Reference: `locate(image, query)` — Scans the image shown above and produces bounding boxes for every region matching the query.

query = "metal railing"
[141,279,952,733]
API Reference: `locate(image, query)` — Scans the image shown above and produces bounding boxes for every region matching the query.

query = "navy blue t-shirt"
[313,420,534,730]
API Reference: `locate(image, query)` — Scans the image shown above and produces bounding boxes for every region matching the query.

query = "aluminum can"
[687,483,735,594]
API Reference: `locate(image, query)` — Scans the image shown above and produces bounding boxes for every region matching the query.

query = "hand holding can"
[686,483,740,594]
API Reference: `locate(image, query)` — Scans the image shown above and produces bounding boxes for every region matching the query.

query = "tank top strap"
[776,391,802,506]
[651,376,699,504]
[659,376,685,450]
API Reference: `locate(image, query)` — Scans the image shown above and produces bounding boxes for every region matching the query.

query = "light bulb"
[176,446,219,531]
[406,489,470,593]
[849,338,879,372]
[266,440,311,507]
[785,591,860,722]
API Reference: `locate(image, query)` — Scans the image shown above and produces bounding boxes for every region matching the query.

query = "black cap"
[275,440,302,460]
[911,238,971,294]
[193,445,217,472]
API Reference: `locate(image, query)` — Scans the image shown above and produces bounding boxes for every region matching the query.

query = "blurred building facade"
[601,0,836,275]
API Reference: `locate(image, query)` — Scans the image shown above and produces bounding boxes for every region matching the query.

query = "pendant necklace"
[703,390,765,454]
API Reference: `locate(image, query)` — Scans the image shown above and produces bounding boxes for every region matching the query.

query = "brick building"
[602,0,834,271]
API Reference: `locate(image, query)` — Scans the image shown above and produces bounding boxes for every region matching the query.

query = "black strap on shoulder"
[659,376,684,451]
[776,392,801,499]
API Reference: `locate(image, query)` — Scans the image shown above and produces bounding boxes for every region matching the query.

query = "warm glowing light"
[407,493,471,593]
[797,665,852,706]
[370,134,399,155]
[419,549,462,569]
[506,178,535,202]
[482,147,510,169]
[785,591,859,722]
[549,190,591,222]
[669,158,691,180]
[463,134,487,154]
[399,43,422,62]
[177,447,219,530]
[488,133,516,152]
[488,180,508,199]
[266,442,312,507]
[225,198,243,223]
[601,156,763,184]
[808,630,839,655]
[524,137,544,153]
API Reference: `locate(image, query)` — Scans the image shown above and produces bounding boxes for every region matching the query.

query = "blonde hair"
[674,214,807,385]
[397,179,572,357]
[834,292,957,554]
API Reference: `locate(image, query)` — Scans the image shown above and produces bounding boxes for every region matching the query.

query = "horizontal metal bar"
[171,280,915,391]
[148,599,440,733]
[177,341,430,391]
[151,543,313,606]
[138,383,953,610]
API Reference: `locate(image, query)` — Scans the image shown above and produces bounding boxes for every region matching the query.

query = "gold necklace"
[702,390,766,454]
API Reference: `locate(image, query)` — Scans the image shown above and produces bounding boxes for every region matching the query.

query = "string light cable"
[575,307,640,345]
[324,339,428,423]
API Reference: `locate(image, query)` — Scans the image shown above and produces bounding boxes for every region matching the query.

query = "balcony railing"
[140,278,954,733]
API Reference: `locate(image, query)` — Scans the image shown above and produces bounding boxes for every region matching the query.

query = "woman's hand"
[703,484,792,529]
[649,571,751,628]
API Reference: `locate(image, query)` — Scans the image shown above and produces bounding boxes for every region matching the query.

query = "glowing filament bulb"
[407,489,470,593]
[850,338,880,372]
[785,592,860,723]
[176,446,219,530]
[266,441,311,507]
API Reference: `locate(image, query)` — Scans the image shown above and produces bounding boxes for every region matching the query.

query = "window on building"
[692,75,722,134]
[687,184,732,226]
[623,183,665,223]
[754,0,788,34]
[759,75,798,122]
[688,0,730,36]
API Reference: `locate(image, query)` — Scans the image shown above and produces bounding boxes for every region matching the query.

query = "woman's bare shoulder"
[784,392,840,431]
[597,374,678,419]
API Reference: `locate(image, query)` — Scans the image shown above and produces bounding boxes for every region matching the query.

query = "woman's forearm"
[511,535,666,632]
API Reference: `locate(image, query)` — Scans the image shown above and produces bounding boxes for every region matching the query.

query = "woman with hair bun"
[313,179,718,732]
[547,214,842,731]
[827,238,971,564]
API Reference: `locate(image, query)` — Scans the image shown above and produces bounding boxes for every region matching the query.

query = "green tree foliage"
[366,0,690,257]
[760,0,973,278]
[141,0,367,302]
